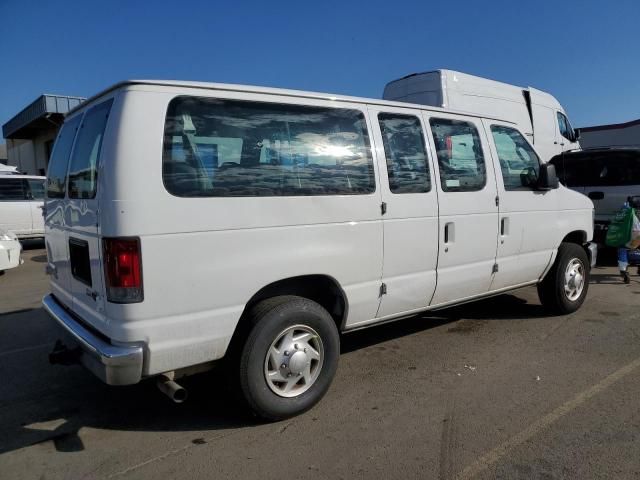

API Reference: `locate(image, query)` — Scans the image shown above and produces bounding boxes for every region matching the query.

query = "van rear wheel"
[538,242,589,315]
[238,296,339,421]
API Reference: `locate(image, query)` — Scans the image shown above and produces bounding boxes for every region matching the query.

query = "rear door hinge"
[381,202,387,215]
[380,282,387,296]
[495,195,500,207]
[492,263,499,273]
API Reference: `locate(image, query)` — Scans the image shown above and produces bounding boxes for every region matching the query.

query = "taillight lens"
[103,238,143,303]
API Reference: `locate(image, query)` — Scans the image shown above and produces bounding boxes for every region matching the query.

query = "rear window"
[47,115,82,198]
[551,151,640,187]
[162,97,375,197]
[67,99,113,199]
[0,178,27,201]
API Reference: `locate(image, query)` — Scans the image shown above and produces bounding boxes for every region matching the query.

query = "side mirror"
[537,163,559,191]
[573,128,581,141]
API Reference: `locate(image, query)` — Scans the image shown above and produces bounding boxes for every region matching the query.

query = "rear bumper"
[42,294,143,385]
[587,242,598,268]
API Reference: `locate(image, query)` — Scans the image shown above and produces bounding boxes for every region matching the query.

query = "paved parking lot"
[1,244,639,479]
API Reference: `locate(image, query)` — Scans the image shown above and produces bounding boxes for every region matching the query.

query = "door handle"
[588,191,604,200]
[500,217,509,243]
[444,222,454,248]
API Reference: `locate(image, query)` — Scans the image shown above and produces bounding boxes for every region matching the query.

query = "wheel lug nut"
[295,344,299,350]
[281,363,286,369]
[304,348,307,353]
[287,373,292,377]
[284,351,289,356]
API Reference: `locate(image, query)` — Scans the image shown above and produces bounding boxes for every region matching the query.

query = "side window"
[0,178,28,201]
[46,115,82,198]
[429,118,486,192]
[27,179,45,200]
[163,97,375,197]
[68,99,113,199]
[378,113,431,193]
[557,112,575,142]
[491,125,540,190]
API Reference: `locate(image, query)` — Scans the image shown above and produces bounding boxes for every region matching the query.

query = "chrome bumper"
[587,242,598,269]
[42,294,143,385]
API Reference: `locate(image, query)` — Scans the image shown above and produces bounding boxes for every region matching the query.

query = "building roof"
[2,94,86,139]
[580,118,640,132]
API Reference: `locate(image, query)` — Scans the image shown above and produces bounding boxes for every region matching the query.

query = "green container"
[605,207,635,247]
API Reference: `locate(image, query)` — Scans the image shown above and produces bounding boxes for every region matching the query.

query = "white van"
[43,80,595,420]
[0,174,46,239]
[383,70,580,163]
[550,147,640,243]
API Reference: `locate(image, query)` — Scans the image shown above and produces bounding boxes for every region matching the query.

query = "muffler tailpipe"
[157,374,188,403]
[49,340,81,365]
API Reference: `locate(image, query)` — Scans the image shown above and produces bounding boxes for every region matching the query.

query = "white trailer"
[383,70,580,162]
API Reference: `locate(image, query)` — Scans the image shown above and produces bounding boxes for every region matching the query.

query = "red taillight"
[103,238,143,303]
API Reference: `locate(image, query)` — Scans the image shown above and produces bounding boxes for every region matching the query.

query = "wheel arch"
[561,230,587,246]
[227,275,349,356]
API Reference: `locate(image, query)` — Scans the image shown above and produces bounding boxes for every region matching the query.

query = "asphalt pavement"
[0,244,639,479]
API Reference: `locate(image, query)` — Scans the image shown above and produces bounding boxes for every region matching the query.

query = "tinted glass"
[557,112,575,141]
[46,115,82,198]
[0,178,27,201]
[68,99,113,199]
[551,151,640,187]
[378,113,431,193]
[491,125,540,190]
[27,179,45,200]
[429,118,486,192]
[163,97,375,197]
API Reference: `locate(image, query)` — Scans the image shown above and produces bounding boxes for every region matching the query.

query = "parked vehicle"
[43,80,596,420]
[383,70,580,162]
[0,175,46,239]
[550,148,640,244]
[0,228,22,274]
[0,164,19,174]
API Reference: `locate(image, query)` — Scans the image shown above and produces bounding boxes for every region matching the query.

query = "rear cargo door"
[45,115,83,308]
[528,88,560,162]
[66,99,113,324]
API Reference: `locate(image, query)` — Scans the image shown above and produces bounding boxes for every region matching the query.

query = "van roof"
[70,79,518,125]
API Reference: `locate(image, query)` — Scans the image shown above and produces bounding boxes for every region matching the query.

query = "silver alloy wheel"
[564,258,585,301]
[264,324,324,398]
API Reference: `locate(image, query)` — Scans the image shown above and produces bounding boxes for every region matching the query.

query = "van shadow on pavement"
[0,291,550,456]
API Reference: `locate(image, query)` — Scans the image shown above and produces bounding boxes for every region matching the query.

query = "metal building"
[2,94,85,175]
[579,118,640,149]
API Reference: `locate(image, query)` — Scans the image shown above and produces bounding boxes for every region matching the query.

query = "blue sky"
[1,0,638,131]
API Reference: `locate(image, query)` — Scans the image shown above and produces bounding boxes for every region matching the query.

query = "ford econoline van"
[0,174,46,239]
[43,80,596,420]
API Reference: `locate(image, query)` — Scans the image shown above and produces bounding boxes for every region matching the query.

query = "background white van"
[383,70,581,162]
[0,174,46,239]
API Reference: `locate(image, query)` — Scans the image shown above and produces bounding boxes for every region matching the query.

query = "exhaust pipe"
[157,374,188,403]
[49,340,81,365]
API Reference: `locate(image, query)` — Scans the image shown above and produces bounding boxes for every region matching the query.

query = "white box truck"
[383,70,580,162]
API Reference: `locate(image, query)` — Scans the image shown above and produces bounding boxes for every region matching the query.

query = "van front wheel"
[239,296,339,421]
[538,242,590,315]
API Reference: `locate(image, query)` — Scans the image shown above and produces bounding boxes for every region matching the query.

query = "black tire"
[238,295,339,421]
[538,242,590,315]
